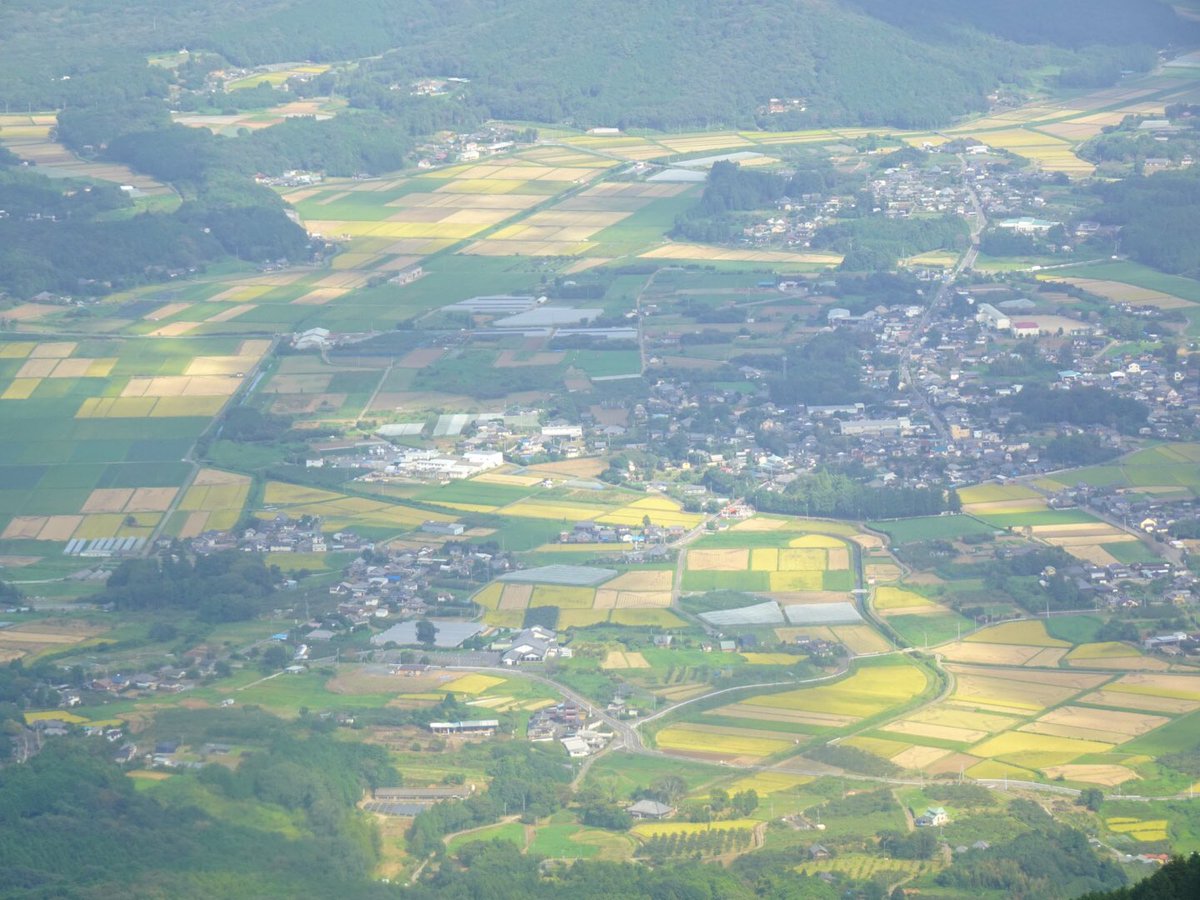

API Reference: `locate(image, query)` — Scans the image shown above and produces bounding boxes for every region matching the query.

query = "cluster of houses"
[559,520,685,546]
[496,626,571,665]
[526,700,611,758]
[1046,558,1197,615]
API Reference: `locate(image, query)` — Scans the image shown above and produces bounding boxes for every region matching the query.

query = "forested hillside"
[0,0,1192,129]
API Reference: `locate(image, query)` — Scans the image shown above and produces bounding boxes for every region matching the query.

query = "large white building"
[976,303,1011,331]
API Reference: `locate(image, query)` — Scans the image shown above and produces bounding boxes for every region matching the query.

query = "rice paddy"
[653,724,795,762]
[683,533,850,594]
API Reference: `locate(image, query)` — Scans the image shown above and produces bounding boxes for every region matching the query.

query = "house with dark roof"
[628,799,675,819]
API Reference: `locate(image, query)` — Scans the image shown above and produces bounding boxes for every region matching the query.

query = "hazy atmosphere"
[0,2,1199,897]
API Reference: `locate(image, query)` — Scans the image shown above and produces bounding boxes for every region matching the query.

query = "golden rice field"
[442,674,506,695]
[556,609,611,628]
[872,586,934,611]
[631,819,760,839]
[654,724,794,759]
[1066,641,1144,660]
[530,585,597,609]
[1107,818,1169,842]
[256,481,454,533]
[968,731,1115,765]
[957,483,1043,504]
[798,856,931,879]
[737,663,928,721]
[471,584,504,610]
[720,772,812,795]
[964,620,1069,648]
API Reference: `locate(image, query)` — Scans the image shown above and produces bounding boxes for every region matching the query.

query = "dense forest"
[0,163,266,297]
[0,719,396,899]
[0,1,1189,129]
[1010,384,1150,435]
[91,549,278,621]
[768,331,872,406]
[1090,168,1200,277]
[1077,854,1200,900]
[753,472,955,520]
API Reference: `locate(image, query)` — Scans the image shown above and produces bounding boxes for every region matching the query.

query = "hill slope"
[0,0,1193,128]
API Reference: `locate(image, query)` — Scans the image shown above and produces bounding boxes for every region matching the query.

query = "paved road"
[896,155,985,442]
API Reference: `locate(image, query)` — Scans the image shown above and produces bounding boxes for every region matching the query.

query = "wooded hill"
[0,0,1192,129]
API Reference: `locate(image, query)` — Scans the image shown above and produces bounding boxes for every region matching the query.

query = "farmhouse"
[501,626,560,664]
[916,807,949,827]
[628,799,675,819]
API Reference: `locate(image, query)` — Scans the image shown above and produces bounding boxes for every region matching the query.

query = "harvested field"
[866,563,904,582]
[81,488,134,513]
[1065,655,1170,671]
[903,705,1020,734]
[1031,705,1168,738]
[687,548,749,571]
[1104,673,1200,702]
[498,584,533,609]
[524,458,608,478]
[600,651,650,669]
[891,745,951,771]
[884,718,989,743]
[1077,689,1199,714]
[948,667,1087,712]
[118,488,176,513]
[829,625,892,655]
[940,642,1058,667]
[1043,764,1138,786]
[592,589,618,609]
[604,570,673,591]
[613,591,671,608]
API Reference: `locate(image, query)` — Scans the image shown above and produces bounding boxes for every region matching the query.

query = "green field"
[1045,259,1200,303]
[888,610,974,648]
[867,515,996,543]
[1040,444,1200,496]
